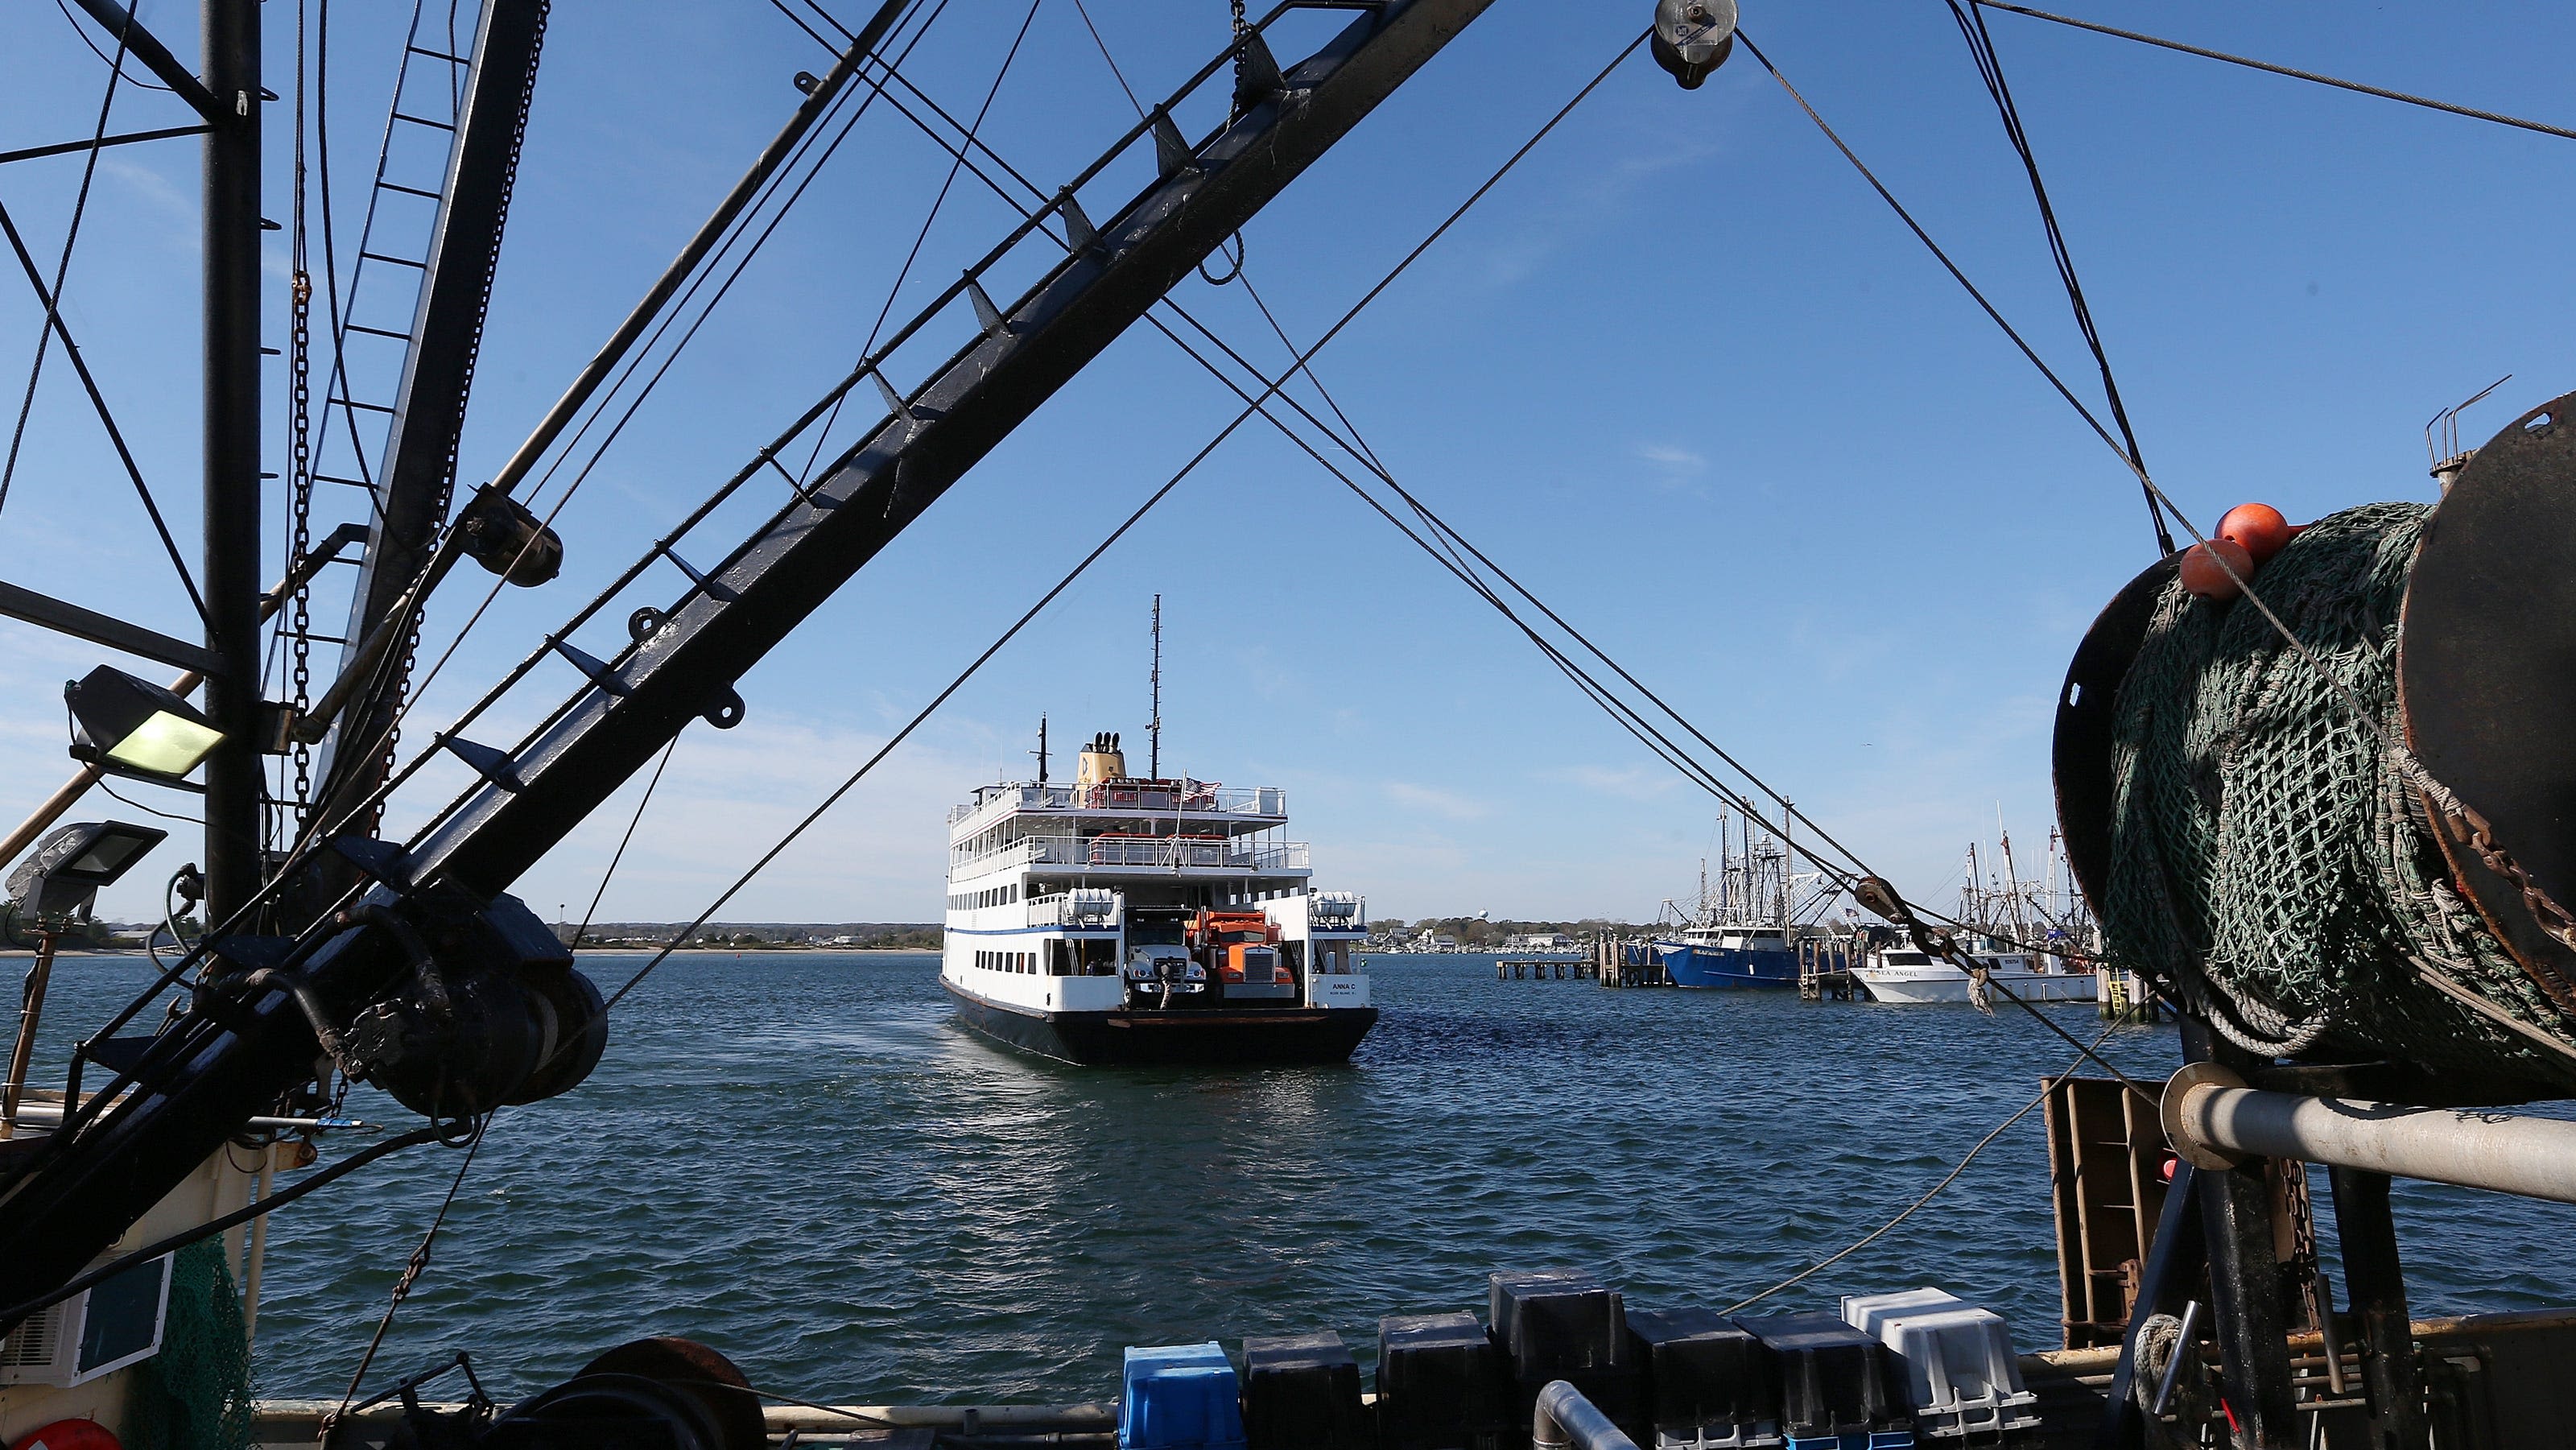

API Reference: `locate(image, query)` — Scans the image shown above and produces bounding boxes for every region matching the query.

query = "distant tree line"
[1373,916,1641,948]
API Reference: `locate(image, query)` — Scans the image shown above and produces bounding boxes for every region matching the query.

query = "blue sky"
[0,0,2569,927]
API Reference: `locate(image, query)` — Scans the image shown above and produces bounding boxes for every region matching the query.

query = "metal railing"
[949,783,1287,826]
[952,835,1309,875]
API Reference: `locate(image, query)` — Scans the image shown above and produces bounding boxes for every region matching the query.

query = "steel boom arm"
[0,0,1492,1323]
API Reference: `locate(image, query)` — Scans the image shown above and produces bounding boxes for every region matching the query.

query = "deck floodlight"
[66,666,222,779]
[6,820,167,920]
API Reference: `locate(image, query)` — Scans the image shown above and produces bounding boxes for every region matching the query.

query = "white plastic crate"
[1836,1289,2038,1440]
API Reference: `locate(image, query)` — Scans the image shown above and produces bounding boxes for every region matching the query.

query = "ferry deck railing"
[947,783,1286,826]
[952,835,1309,876]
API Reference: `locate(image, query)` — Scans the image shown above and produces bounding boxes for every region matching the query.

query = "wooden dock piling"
[1797,937,1860,1002]
[2098,965,2162,1022]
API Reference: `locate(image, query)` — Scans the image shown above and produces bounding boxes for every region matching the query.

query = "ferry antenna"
[1148,593,1162,779]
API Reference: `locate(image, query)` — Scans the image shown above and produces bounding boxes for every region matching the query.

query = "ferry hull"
[943,979,1377,1065]
[1853,969,2100,1005]
[1653,941,1800,989]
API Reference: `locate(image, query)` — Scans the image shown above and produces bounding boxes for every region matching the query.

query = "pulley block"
[276,883,609,1119]
[458,484,564,587]
[1651,0,1737,89]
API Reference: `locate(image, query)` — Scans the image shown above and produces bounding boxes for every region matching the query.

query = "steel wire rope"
[1973,0,2576,146]
[570,732,683,947]
[790,0,1039,485]
[1070,0,1148,120]
[50,0,173,92]
[326,1115,488,1422]
[1719,1020,2124,1315]
[1940,0,2169,553]
[514,0,952,513]
[1748,23,2559,903]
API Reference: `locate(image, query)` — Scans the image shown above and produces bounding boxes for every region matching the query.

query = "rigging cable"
[1732,30,2576,1014]
[795,0,1042,485]
[571,732,683,946]
[1720,1021,2124,1315]
[49,0,172,91]
[327,1115,488,1419]
[1974,1,2576,146]
[1939,0,2169,554]
[1735,31,2165,550]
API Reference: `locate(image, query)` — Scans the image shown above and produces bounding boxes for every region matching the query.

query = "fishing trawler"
[939,729,1376,1065]
[1853,834,2100,1003]
[1852,938,2099,1005]
[1650,815,1831,987]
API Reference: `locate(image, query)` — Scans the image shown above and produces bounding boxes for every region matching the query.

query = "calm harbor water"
[26,950,2576,1402]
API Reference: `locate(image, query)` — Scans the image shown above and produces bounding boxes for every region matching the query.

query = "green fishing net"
[122,1240,253,1450]
[2102,500,2576,1085]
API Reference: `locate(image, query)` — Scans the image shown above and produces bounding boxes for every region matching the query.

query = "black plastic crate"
[1241,1331,1366,1450]
[1488,1270,1630,1378]
[1378,1312,1515,1450]
[1735,1312,1910,1440]
[1625,1307,1778,1447]
[1487,1272,1645,1443]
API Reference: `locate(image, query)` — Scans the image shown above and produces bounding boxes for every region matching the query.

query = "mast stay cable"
[1940,0,2169,555]
[1974,0,2576,146]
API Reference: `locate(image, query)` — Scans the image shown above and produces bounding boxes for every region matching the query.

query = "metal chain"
[287,2,318,829]
[365,0,551,834]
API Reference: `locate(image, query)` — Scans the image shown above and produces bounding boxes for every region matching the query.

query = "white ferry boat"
[1852,937,2099,1005]
[939,731,1377,1064]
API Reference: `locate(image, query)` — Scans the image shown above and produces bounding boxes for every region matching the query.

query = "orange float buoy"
[11,1421,121,1450]
[2178,537,2255,600]
[2216,502,2295,563]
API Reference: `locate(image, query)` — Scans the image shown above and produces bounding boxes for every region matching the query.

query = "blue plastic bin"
[1121,1343,1247,1450]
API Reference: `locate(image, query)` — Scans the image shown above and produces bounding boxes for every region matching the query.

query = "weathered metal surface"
[2051,552,2178,917]
[2397,388,2576,1002]
[2326,1168,2428,1450]
[2166,1067,2576,1204]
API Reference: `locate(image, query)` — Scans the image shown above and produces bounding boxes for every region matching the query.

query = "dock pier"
[1495,957,1596,981]
[1797,938,1860,1002]
[1591,934,1669,987]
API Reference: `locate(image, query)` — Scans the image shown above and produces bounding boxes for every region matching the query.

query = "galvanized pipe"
[2164,1064,2576,1204]
[1533,1381,1638,1450]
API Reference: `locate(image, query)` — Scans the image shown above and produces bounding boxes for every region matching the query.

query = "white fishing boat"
[1853,942,2099,1005]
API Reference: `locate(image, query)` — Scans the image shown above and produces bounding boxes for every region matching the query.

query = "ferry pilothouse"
[939,730,1377,1064]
